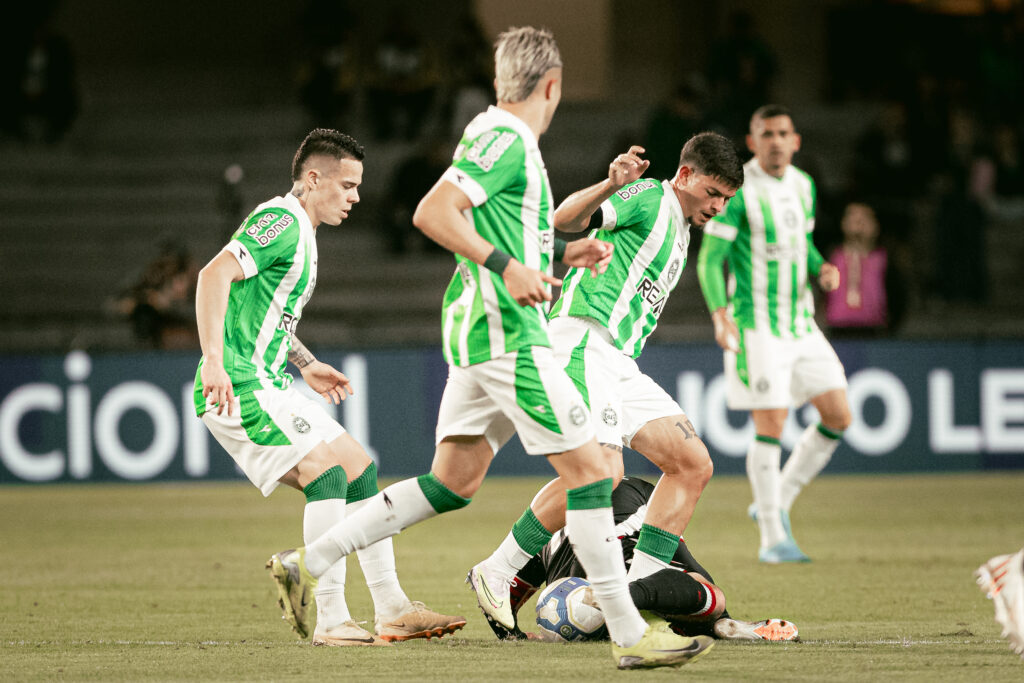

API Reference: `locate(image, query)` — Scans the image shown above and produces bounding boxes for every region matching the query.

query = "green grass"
[2,472,1023,681]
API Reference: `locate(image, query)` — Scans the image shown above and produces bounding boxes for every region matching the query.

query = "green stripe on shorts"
[563,331,590,410]
[515,348,562,435]
[239,392,291,446]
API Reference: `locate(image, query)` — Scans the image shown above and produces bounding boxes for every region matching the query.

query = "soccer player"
[265,27,716,670]
[696,105,852,563]
[976,548,1024,658]
[468,135,743,617]
[194,128,465,646]
[483,476,799,644]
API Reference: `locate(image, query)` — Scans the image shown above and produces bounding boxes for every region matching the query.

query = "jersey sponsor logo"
[637,276,667,318]
[246,212,294,247]
[466,131,517,172]
[292,416,311,433]
[764,243,801,260]
[457,261,475,289]
[615,179,657,201]
[278,312,299,336]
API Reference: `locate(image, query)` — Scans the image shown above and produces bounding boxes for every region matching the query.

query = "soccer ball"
[534,576,607,642]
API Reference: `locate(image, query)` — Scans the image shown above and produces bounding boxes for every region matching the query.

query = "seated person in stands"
[484,476,799,643]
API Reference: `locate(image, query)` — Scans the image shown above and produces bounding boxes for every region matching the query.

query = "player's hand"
[300,361,354,404]
[562,238,614,277]
[201,361,235,416]
[711,308,740,353]
[818,263,840,292]
[608,145,650,189]
[502,259,560,306]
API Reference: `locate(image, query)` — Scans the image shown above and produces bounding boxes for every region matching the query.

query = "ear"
[674,165,693,186]
[544,76,557,100]
[793,132,802,153]
[306,168,320,189]
[746,134,755,154]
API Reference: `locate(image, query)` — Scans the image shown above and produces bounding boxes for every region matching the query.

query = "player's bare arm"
[818,263,840,292]
[414,179,562,307]
[554,145,649,233]
[710,307,740,353]
[289,336,353,404]
[195,250,244,415]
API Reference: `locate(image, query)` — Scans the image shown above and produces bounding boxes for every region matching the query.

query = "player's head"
[494,27,563,131]
[672,132,743,228]
[747,104,801,178]
[291,128,365,226]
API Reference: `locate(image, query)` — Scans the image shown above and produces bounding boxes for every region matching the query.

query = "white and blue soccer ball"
[534,576,608,642]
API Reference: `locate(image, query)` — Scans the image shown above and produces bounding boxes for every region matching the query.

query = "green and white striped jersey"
[193,193,317,416]
[439,105,556,366]
[549,178,690,358]
[702,159,818,339]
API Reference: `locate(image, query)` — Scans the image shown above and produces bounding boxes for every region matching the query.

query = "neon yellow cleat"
[611,617,715,669]
[266,548,317,639]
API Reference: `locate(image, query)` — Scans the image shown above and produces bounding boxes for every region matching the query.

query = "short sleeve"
[601,179,661,230]
[446,128,526,206]
[227,208,301,279]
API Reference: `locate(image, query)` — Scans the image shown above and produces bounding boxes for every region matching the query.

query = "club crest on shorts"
[756,378,771,394]
[292,416,311,433]
[569,405,587,426]
[601,406,618,426]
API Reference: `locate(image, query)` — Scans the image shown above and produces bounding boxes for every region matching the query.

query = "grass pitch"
[2,472,1023,681]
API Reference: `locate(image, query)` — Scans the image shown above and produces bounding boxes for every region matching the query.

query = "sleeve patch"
[466,130,518,172]
[614,179,657,202]
[245,211,295,247]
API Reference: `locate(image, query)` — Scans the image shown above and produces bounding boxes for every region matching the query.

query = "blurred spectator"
[296,0,362,130]
[991,123,1024,199]
[825,202,905,337]
[849,101,916,244]
[643,79,708,183]
[216,163,247,242]
[366,14,440,141]
[1,13,78,143]
[384,137,451,254]
[931,108,989,304]
[112,239,200,349]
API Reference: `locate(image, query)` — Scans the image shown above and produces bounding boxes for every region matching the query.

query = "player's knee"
[661,440,713,485]
[826,409,852,433]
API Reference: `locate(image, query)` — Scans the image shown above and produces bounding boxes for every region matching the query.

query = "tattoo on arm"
[675,418,697,440]
[288,338,315,369]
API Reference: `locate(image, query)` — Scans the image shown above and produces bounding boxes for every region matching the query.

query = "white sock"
[566,507,647,648]
[747,438,786,548]
[626,549,671,582]
[780,424,840,512]
[305,478,437,578]
[304,498,351,629]
[348,497,411,622]
[484,531,535,581]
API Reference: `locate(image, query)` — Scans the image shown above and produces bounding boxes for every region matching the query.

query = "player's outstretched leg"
[975,547,1024,658]
[713,618,800,641]
[266,548,317,639]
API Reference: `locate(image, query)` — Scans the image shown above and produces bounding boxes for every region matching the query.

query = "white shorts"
[435,346,594,456]
[202,385,345,496]
[725,324,848,410]
[550,317,685,447]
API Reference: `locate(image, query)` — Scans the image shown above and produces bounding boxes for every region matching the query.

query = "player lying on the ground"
[481,476,799,643]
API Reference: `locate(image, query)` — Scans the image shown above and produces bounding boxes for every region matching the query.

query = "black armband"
[484,248,513,274]
[553,237,567,261]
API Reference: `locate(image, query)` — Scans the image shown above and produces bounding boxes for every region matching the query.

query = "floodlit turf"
[2,472,1023,681]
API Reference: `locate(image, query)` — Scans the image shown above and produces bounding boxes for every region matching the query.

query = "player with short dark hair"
[195,128,464,647]
[697,105,852,563]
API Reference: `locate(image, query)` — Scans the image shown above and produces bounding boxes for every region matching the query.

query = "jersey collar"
[485,105,540,151]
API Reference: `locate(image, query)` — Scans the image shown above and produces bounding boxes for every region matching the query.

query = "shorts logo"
[569,405,587,426]
[292,416,311,433]
[601,407,618,426]
[756,378,770,394]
